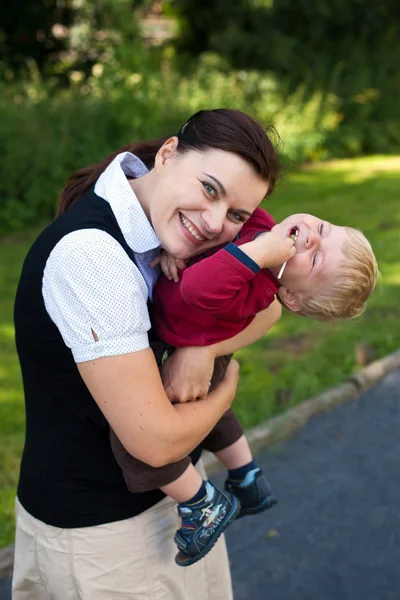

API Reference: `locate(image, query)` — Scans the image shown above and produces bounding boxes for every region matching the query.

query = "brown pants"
[110,343,244,492]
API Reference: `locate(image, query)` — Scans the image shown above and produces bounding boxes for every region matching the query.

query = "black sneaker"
[225,468,277,519]
[174,480,240,567]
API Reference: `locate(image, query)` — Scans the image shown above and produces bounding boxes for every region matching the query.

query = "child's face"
[270,213,347,305]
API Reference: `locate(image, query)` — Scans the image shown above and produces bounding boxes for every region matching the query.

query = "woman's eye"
[229,211,244,223]
[203,182,216,197]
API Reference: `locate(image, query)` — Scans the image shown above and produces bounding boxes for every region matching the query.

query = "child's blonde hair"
[296,227,378,321]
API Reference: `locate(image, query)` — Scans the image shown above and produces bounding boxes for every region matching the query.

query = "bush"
[171,0,400,157]
[0,49,342,234]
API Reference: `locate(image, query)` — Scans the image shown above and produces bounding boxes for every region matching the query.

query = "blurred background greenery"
[0,0,399,546]
[1,0,400,231]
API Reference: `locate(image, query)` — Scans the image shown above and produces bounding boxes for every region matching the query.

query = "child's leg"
[203,414,277,519]
[160,462,203,502]
[163,463,240,568]
[220,435,277,518]
[110,428,191,492]
[214,434,253,470]
[111,427,239,568]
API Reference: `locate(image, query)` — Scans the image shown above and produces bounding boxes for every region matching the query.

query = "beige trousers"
[12,461,233,600]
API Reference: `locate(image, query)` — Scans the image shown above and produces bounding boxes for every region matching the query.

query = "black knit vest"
[14,187,201,527]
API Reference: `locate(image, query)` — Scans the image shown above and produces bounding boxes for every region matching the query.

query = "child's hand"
[256,232,296,269]
[240,232,296,270]
[151,251,187,282]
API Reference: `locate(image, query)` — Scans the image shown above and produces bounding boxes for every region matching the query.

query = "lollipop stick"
[277,229,298,280]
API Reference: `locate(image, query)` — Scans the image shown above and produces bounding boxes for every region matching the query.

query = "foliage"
[0,0,154,81]
[0,0,72,72]
[0,0,399,230]
[170,0,400,156]
[1,156,400,546]
[0,48,341,233]
[171,0,399,77]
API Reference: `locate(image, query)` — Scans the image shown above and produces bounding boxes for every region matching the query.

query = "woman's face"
[147,139,268,260]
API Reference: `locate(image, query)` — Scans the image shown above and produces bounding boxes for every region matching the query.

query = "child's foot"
[225,467,277,519]
[174,480,240,567]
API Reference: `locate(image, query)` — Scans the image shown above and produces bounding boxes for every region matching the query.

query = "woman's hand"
[161,346,217,403]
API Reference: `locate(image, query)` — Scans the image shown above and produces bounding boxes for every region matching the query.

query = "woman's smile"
[179,213,207,244]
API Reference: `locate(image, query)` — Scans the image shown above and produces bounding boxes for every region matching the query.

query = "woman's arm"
[78,350,239,468]
[162,299,282,403]
[213,297,282,355]
[42,233,239,468]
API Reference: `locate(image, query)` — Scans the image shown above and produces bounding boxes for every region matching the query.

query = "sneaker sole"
[236,494,277,519]
[175,496,241,567]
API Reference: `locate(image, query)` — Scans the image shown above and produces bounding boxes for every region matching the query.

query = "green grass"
[0,227,43,546]
[1,156,400,546]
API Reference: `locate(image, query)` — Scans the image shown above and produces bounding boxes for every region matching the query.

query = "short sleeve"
[42,230,152,363]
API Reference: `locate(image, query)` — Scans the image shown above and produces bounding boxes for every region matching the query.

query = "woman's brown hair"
[57,109,280,216]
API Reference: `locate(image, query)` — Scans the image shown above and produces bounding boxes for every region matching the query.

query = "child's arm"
[154,233,294,322]
[174,232,294,320]
[238,231,296,270]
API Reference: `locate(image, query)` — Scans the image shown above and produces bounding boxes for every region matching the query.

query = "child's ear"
[277,287,302,313]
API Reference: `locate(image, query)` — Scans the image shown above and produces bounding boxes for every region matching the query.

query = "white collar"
[94,152,160,253]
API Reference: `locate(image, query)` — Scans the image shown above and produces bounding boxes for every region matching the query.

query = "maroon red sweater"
[153,207,278,347]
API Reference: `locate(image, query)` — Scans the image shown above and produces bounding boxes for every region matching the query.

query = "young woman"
[12,108,283,599]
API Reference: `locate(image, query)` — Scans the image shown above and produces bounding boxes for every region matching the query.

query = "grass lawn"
[1,155,400,547]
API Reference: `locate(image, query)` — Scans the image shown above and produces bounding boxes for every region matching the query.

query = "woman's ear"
[277,286,302,313]
[154,137,179,172]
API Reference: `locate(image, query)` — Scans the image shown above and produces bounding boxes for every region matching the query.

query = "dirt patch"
[377,221,399,230]
[264,333,320,376]
[364,307,400,319]
[267,334,319,357]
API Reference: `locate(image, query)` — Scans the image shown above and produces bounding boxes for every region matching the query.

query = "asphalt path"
[218,368,400,600]
[1,369,399,599]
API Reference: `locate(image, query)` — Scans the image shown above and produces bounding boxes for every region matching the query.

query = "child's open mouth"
[287,226,299,243]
